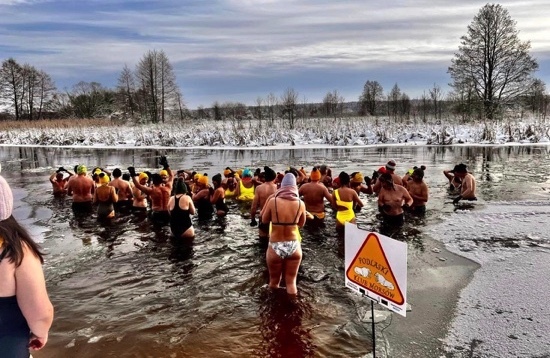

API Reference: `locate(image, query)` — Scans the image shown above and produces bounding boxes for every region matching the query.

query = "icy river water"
[0,145,548,358]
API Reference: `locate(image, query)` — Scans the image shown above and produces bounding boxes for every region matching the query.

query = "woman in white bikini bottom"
[270,240,299,259]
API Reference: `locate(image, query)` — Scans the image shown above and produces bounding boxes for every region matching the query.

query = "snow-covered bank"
[430,202,550,357]
[0,117,549,148]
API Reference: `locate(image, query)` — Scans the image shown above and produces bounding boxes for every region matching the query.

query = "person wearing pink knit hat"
[0,175,54,356]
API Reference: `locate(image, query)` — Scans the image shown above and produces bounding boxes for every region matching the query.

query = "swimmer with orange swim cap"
[298,167,332,221]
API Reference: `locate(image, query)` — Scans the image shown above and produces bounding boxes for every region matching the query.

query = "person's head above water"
[338,171,350,186]
[0,175,14,221]
[174,178,188,194]
[386,159,396,171]
[281,172,297,188]
[264,166,276,182]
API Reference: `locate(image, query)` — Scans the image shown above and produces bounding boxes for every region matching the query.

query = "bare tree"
[359,80,384,116]
[255,96,263,120]
[135,50,182,123]
[116,64,137,118]
[388,83,401,121]
[0,58,24,120]
[429,83,443,120]
[266,92,277,124]
[448,3,538,120]
[0,59,55,120]
[281,88,299,129]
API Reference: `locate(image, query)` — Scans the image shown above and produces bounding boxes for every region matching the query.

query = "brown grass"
[0,118,117,131]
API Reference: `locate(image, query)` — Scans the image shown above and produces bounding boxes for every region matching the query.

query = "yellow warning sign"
[345,232,404,305]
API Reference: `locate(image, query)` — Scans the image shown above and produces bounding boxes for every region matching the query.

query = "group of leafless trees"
[0,59,56,121]
[0,50,183,123]
[1,4,548,124]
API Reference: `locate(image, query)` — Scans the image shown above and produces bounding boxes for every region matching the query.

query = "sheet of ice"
[430,201,550,357]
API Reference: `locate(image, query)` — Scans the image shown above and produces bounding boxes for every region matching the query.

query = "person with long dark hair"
[0,175,54,357]
[168,178,195,239]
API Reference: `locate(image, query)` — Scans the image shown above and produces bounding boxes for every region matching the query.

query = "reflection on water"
[1,145,549,357]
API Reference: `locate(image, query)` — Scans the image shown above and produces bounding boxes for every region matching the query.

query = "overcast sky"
[1,0,549,109]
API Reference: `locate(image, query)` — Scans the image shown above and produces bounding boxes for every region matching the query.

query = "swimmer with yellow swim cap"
[66,164,95,214]
[129,155,174,227]
[94,172,118,219]
[192,174,214,220]
[132,172,149,210]
[350,171,373,195]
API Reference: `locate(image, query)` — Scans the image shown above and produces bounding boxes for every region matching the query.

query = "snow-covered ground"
[0,117,549,148]
[430,202,550,357]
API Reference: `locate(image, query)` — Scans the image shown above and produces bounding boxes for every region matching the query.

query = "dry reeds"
[0,118,116,131]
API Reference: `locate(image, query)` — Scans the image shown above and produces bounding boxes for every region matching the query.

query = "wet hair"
[412,168,424,179]
[380,173,393,184]
[112,168,122,178]
[151,173,163,185]
[212,173,222,186]
[285,167,299,178]
[122,173,130,181]
[175,178,188,194]
[264,166,276,182]
[338,171,350,186]
[254,168,261,176]
[455,163,468,173]
[0,216,44,266]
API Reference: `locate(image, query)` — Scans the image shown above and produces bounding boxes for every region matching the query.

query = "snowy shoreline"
[0,117,549,149]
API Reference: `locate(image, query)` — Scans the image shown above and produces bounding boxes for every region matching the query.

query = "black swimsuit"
[195,195,214,221]
[215,197,228,214]
[272,197,302,226]
[0,250,31,358]
[170,195,193,238]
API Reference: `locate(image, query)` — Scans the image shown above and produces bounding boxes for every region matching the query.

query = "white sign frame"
[344,223,408,317]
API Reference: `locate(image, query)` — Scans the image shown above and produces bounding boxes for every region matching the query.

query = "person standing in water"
[66,165,95,214]
[49,167,72,196]
[210,174,229,217]
[406,168,429,215]
[452,164,477,204]
[261,173,306,296]
[250,166,278,239]
[331,171,363,231]
[443,165,463,193]
[129,156,174,226]
[94,172,118,220]
[298,167,332,222]
[378,173,413,227]
[0,175,54,357]
[168,178,195,239]
[109,168,132,212]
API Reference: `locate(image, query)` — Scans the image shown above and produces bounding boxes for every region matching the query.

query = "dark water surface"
[1,145,548,358]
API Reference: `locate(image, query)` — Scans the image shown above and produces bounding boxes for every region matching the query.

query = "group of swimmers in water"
[49,156,477,296]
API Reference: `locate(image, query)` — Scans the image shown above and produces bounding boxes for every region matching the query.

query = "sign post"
[344,223,408,356]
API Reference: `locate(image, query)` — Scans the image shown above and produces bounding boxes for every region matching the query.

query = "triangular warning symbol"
[346,233,404,305]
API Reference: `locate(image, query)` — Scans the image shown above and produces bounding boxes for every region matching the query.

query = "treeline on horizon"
[0,4,549,126]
